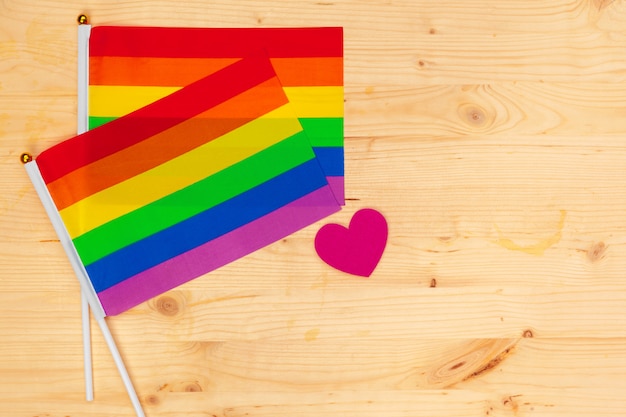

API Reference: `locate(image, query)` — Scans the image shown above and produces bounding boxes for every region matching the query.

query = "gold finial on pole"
[20,153,33,164]
[77,14,89,25]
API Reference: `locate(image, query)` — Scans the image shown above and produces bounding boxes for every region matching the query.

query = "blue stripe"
[86,158,329,292]
[313,146,344,176]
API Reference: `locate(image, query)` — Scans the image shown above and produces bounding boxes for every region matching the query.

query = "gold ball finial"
[20,153,33,164]
[77,14,88,25]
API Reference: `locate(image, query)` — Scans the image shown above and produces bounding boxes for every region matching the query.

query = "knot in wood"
[458,103,491,130]
[155,295,180,316]
[426,339,517,388]
[466,106,485,124]
[184,382,203,392]
[144,394,161,406]
[587,241,607,263]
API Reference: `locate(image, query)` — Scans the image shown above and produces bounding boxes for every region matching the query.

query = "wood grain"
[2,0,626,416]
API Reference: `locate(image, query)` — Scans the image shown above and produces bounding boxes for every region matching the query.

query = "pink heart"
[314,208,388,277]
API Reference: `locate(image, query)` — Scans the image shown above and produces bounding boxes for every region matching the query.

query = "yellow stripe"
[89,85,343,118]
[60,105,302,238]
[89,85,179,117]
[283,86,344,118]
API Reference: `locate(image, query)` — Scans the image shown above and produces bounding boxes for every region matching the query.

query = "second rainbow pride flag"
[88,26,345,205]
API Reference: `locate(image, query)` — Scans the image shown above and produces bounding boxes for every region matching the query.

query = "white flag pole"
[96,316,146,416]
[77,17,93,403]
[23,159,146,417]
[80,288,93,401]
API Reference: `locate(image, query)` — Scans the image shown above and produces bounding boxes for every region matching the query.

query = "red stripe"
[37,54,277,184]
[89,26,343,58]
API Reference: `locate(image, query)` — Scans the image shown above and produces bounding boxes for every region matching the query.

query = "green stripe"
[89,116,116,129]
[89,116,344,147]
[73,131,315,265]
[299,118,343,147]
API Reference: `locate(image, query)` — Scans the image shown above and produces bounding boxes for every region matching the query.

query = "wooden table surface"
[2,1,626,416]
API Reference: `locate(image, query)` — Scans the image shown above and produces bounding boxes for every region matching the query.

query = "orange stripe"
[89,56,239,87]
[270,57,343,87]
[48,77,288,210]
[89,56,343,87]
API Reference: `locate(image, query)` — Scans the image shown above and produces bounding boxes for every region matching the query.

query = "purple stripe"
[98,185,341,315]
[327,176,345,206]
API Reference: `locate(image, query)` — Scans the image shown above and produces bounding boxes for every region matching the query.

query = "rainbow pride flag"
[33,53,341,315]
[88,26,345,205]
